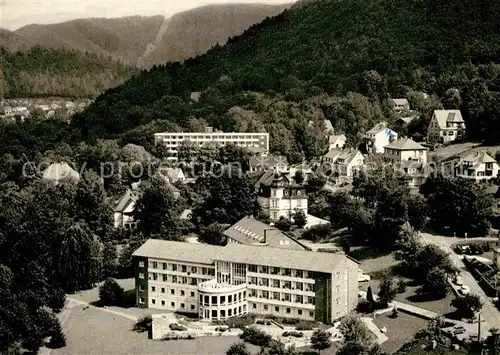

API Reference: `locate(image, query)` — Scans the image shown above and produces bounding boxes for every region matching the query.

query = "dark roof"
[223,216,309,250]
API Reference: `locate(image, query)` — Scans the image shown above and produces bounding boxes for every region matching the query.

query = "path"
[361,317,389,344]
[420,232,500,329]
[66,296,139,321]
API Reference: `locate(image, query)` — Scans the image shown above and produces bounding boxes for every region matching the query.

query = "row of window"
[251,303,314,318]
[249,290,315,304]
[201,305,246,319]
[199,292,246,306]
[158,134,266,140]
[142,285,197,298]
[248,278,314,292]
[139,272,211,285]
[247,265,313,278]
[271,190,303,197]
[140,261,215,276]
[139,297,196,311]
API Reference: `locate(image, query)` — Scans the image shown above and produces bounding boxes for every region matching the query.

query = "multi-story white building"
[454,152,500,181]
[133,239,359,324]
[427,110,466,144]
[256,169,308,221]
[154,127,269,161]
[364,122,398,154]
[384,137,428,187]
[322,148,364,179]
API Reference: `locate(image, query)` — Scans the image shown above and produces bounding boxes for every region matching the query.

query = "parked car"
[454,276,464,286]
[358,273,371,282]
[452,326,466,335]
[459,285,470,295]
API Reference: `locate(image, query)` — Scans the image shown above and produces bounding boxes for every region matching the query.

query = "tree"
[451,293,483,320]
[310,329,332,355]
[307,172,327,192]
[275,217,292,231]
[99,277,124,306]
[292,209,307,228]
[133,177,182,240]
[199,223,229,246]
[227,342,251,355]
[48,288,66,313]
[378,274,397,306]
[366,286,375,304]
[101,241,118,279]
[339,315,372,346]
[48,320,66,348]
[419,267,449,298]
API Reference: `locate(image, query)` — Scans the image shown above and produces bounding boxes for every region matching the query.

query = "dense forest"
[0,46,137,98]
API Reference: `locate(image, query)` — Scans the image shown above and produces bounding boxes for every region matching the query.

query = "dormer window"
[297,191,301,196]
[284,190,289,196]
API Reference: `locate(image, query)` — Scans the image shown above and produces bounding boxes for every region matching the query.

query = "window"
[180,290,185,296]
[212,310,218,318]
[139,297,145,304]
[171,302,175,308]
[139,285,145,291]
[161,300,165,306]
[172,275,177,283]
[182,265,187,273]
[163,274,168,282]
[297,191,301,196]
[191,266,197,274]
[286,308,291,314]
[284,268,291,276]
[275,306,280,312]
[448,131,454,136]
[273,279,280,288]
[336,285,340,292]
[138,261,144,267]
[253,303,257,309]
[151,299,156,305]
[161,288,165,293]
[336,298,340,305]
[139,272,144,279]
[152,262,158,269]
[284,190,289,196]
[295,270,303,278]
[297,199,302,207]
[151,286,155,292]
[296,295,303,303]
[298,310,302,315]
[309,311,314,317]
[172,264,177,271]
[163,262,167,270]
[264,305,268,311]
[191,305,195,310]
[190,291,195,297]
[212,296,217,305]
[228,295,232,303]
[181,303,185,309]
[171,289,175,295]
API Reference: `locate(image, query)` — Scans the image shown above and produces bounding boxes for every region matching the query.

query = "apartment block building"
[154,127,269,161]
[133,239,359,324]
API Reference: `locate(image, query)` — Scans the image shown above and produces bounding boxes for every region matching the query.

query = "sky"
[1,0,294,30]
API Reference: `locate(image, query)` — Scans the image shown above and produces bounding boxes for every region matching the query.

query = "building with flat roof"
[133,239,359,324]
[154,127,269,161]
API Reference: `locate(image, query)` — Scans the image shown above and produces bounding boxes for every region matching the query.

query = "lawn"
[405,340,469,355]
[50,303,261,355]
[372,312,429,353]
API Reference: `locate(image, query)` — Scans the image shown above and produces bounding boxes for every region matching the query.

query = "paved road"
[420,232,500,330]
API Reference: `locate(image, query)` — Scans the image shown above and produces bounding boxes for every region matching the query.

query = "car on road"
[454,276,464,286]
[459,285,470,295]
[452,326,466,335]
[358,273,371,282]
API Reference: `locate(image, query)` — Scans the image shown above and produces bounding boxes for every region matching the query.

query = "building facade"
[133,239,359,324]
[256,170,308,221]
[364,122,398,154]
[384,138,428,187]
[390,98,410,113]
[454,152,500,181]
[154,127,269,161]
[427,110,466,144]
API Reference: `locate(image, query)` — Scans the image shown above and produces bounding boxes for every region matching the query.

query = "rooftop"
[384,137,426,151]
[329,134,346,143]
[42,162,80,182]
[391,98,409,106]
[433,110,465,128]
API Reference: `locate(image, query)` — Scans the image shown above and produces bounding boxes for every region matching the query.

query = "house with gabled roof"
[427,110,466,144]
[328,134,346,150]
[390,98,410,113]
[322,148,364,178]
[364,122,398,153]
[42,162,80,184]
[249,154,288,173]
[384,137,428,187]
[454,151,500,181]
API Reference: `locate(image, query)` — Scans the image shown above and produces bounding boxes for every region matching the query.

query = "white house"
[160,168,186,184]
[384,138,428,187]
[390,98,410,113]
[249,154,288,173]
[364,122,398,154]
[323,148,364,178]
[454,152,500,181]
[42,162,80,184]
[427,110,466,144]
[328,134,346,150]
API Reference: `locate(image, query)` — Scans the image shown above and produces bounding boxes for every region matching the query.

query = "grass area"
[52,303,261,355]
[373,312,429,353]
[405,340,468,355]
[349,247,394,263]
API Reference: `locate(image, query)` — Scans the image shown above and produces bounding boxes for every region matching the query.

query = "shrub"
[282,331,304,337]
[301,223,332,242]
[48,321,66,348]
[216,327,228,332]
[356,299,374,314]
[240,326,272,347]
[396,279,407,294]
[226,314,255,329]
[48,288,66,313]
[98,278,124,306]
[392,308,399,318]
[133,316,152,332]
[169,323,187,331]
[282,318,300,325]
[255,320,265,325]
[295,321,314,330]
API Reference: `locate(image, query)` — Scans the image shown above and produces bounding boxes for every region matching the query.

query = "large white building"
[154,127,269,161]
[133,239,359,324]
[364,122,398,154]
[384,138,428,187]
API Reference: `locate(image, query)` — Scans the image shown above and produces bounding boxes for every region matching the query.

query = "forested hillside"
[70,0,500,145]
[0,46,138,98]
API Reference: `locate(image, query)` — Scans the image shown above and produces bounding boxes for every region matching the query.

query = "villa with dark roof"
[133,239,359,323]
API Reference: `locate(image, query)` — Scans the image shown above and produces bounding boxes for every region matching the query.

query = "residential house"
[113,181,181,229]
[328,134,346,150]
[133,239,359,323]
[42,162,80,184]
[249,154,288,173]
[364,122,398,153]
[223,215,309,250]
[322,148,364,178]
[427,110,466,144]
[384,138,428,187]
[160,168,186,184]
[395,115,418,127]
[308,120,334,135]
[454,152,500,181]
[390,98,410,113]
[256,169,308,221]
